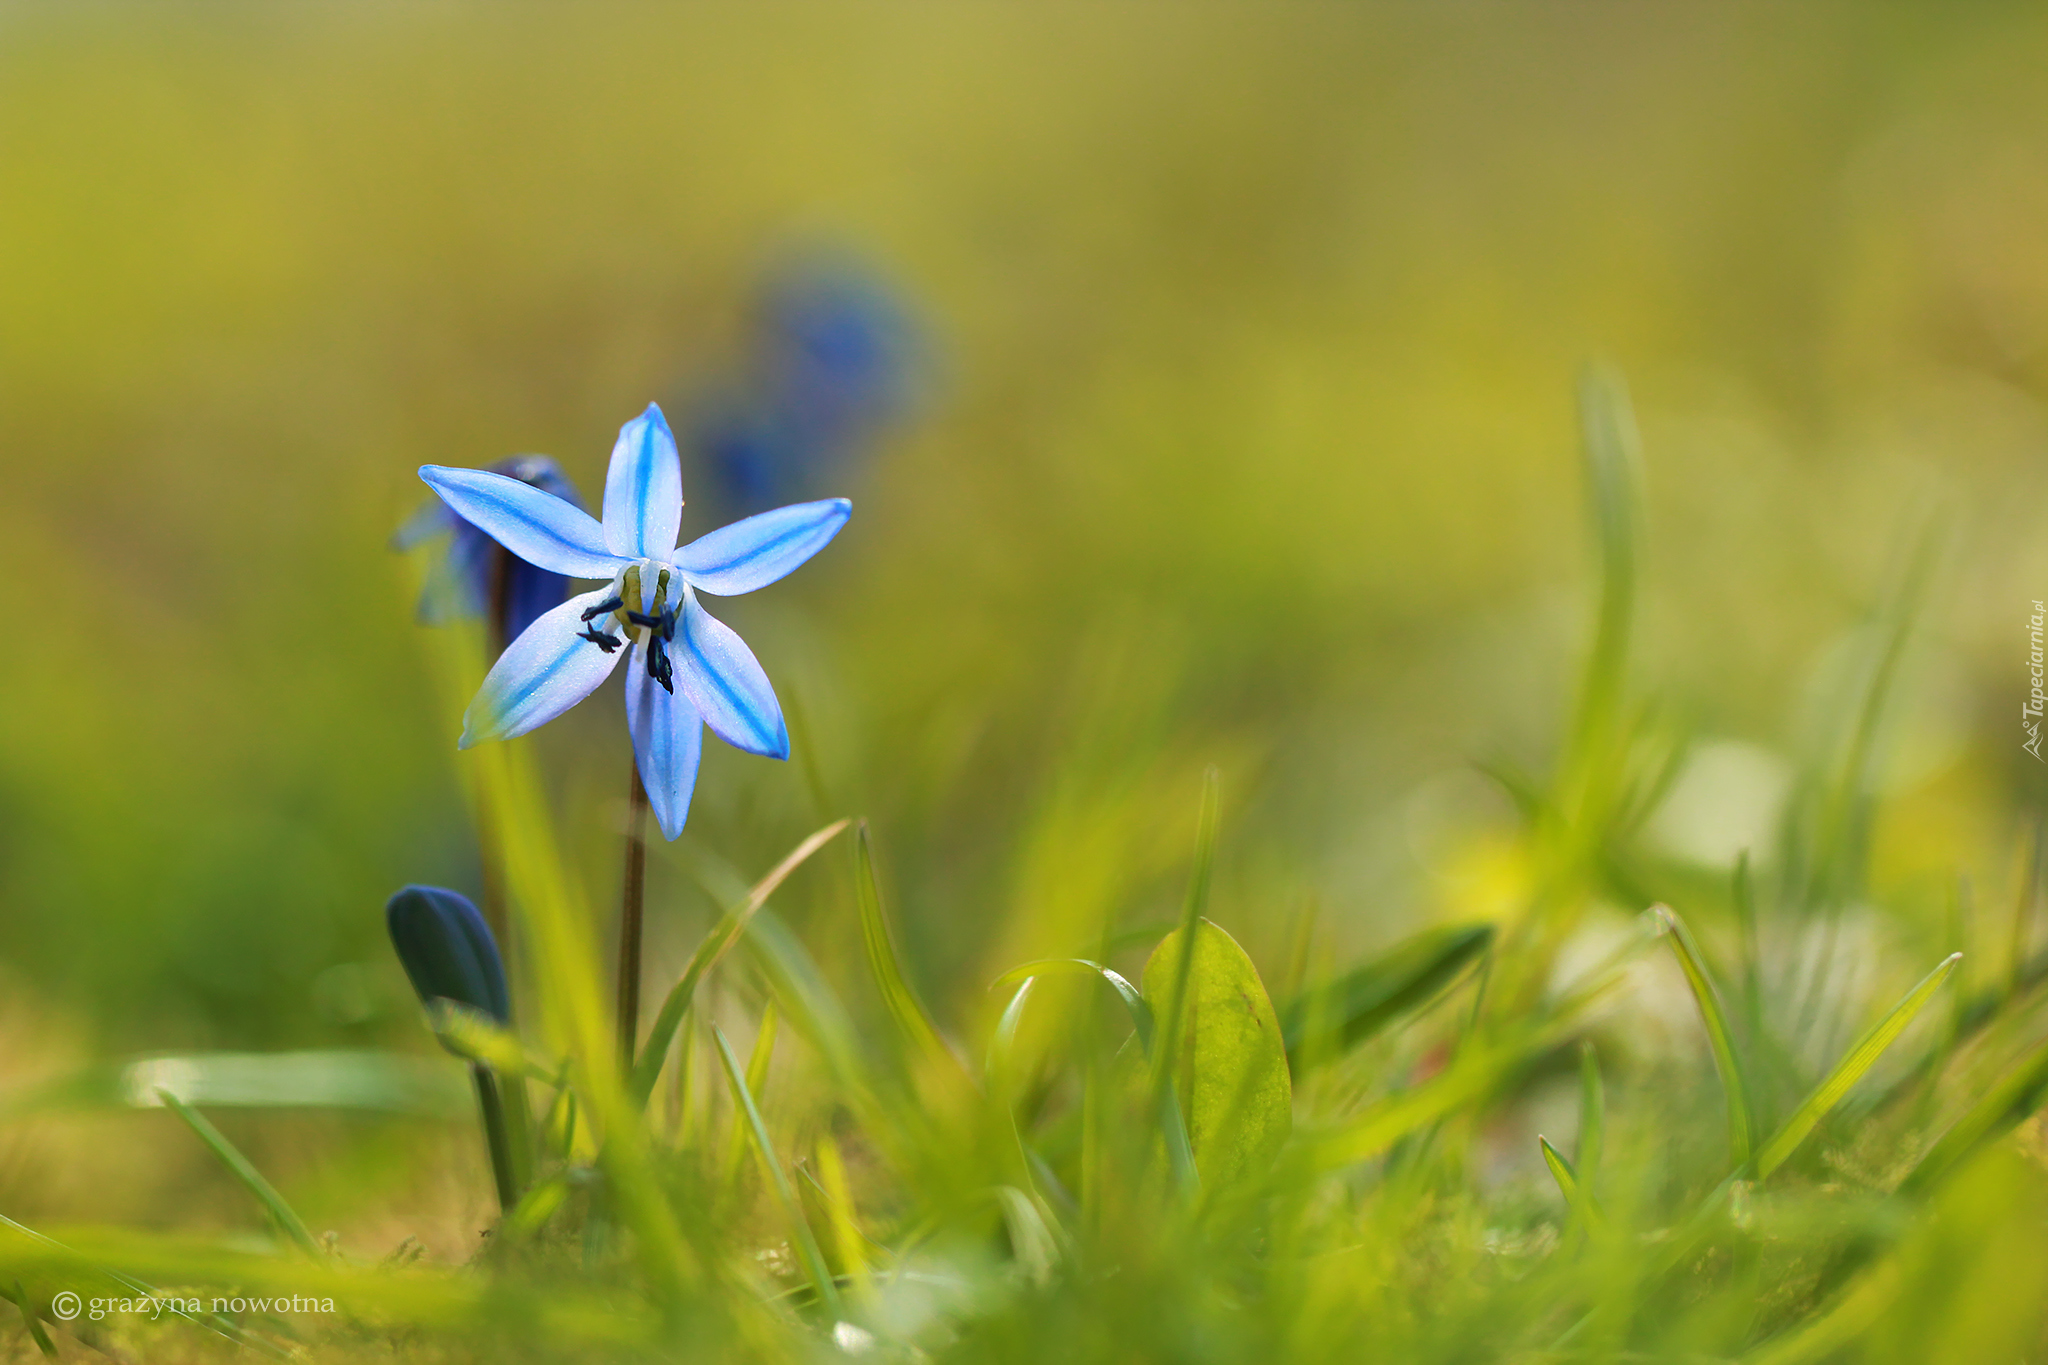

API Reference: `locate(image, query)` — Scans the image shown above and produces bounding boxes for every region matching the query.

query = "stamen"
[646,636,675,693]
[577,625,623,653]
[580,596,624,623]
[627,608,680,642]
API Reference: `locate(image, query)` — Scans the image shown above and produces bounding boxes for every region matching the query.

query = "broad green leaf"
[1279,922,1493,1070]
[1140,917,1292,1188]
[1756,952,1960,1179]
[1144,772,1221,1191]
[1654,905,1755,1168]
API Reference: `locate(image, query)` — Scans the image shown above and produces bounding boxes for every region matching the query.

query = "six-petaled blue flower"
[419,403,850,840]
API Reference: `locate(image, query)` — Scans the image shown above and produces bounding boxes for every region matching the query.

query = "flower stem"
[471,1064,519,1214]
[617,762,649,1071]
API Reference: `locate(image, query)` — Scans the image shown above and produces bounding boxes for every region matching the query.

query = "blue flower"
[690,256,917,514]
[419,404,850,840]
[392,455,587,645]
[386,885,510,1027]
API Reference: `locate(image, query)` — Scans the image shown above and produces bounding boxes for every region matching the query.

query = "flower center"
[576,561,681,693]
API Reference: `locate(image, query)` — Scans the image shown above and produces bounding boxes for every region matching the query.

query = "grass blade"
[1577,1039,1605,1180]
[992,959,1154,1051]
[631,818,850,1109]
[854,821,966,1087]
[986,977,1036,1092]
[812,1133,873,1301]
[1280,922,1493,1071]
[3,1280,56,1358]
[1734,851,1763,1041]
[1901,1029,2048,1196]
[721,1004,780,1201]
[1572,362,1643,753]
[1756,952,1961,1179]
[989,956,1195,1186]
[156,1089,321,1257]
[0,1214,286,1357]
[1539,1135,1604,1233]
[455,700,694,1300]
[712,1025,841,1321]
[1654,904,1756,1169]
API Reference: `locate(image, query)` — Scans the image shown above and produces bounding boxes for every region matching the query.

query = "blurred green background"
[3,3,2047,1227]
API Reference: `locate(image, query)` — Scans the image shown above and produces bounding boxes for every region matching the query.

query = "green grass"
[1,371,2044,1362]
[5,8,2048,1360]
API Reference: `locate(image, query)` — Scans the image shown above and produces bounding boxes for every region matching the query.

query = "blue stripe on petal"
[461,588,627,746]
[674,591,789,759]
[625,644,705,841]
[672,498,851,596]
[420,466,619,578]
[602,404,684,560]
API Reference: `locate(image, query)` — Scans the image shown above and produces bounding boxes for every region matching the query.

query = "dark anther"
[646,636,675,693]
[580,596,623,623]
[577,626,623,653]
[629,608,680,642]
[627,609,679,642]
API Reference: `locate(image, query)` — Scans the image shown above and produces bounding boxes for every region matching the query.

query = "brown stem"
[618,763,650,1071]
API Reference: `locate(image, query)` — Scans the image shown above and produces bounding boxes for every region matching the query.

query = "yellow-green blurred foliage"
[2,5,2046,1102]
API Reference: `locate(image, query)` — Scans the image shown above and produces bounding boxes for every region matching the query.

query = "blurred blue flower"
[385,884,510,1028]
[392,455,585,645]
[691,257,916,514]
[419,403,850,840]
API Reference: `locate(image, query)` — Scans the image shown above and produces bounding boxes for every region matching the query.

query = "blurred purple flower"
[691,257,917,514]
[419,404,850,839]
[393,455,586,646]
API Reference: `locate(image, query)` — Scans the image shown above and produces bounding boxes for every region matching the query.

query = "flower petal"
[602,403,684,560]
[420,465,618,578]
[672,498,852,596]
[461,588,626,746]
[625,643,704,841]
[674,591,789,759]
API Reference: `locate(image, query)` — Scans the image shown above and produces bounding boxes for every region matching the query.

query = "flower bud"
[384,885,510,1028]
[391,455,586,645]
